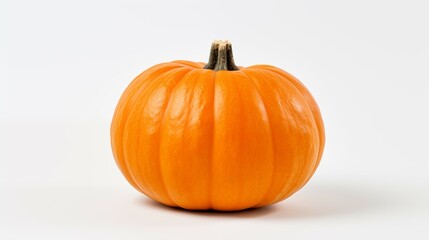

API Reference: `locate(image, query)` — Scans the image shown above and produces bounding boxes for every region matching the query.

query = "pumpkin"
[111,40,325,211]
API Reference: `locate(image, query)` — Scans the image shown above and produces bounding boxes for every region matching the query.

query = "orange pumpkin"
[111,40,325,211]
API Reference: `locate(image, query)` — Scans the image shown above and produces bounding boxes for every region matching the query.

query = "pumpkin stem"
[203,40,239,71]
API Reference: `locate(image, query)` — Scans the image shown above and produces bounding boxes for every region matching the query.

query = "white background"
[1,0,429,239]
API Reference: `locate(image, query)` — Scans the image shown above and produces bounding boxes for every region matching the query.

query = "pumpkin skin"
[111,42,325,211]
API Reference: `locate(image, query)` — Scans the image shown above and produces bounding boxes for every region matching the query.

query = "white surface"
[1,0,429,239]
[1,180,428,239]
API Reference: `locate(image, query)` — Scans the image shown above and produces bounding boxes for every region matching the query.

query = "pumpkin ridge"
[178,69,215,209]
[157,69,202,207]
[239,68,316,205]
[207,71,218,210]
[159,68,207,208]
[239,70,276,208]
[259,67,324,182]
[258,68,321,203]
[122,67,191,203]
[185,69,214,209]
[170,60,204,68]
[113,65,186,196]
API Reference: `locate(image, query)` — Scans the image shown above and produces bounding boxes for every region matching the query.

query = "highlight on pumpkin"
[110,41,325,211]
